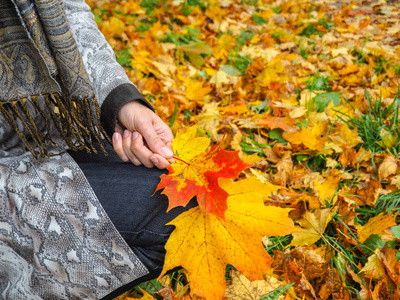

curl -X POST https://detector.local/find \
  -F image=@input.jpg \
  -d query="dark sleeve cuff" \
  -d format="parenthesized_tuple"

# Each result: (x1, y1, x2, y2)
(100, 83, 154, 138)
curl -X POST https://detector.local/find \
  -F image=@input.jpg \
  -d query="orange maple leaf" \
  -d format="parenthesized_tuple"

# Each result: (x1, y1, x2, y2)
(156, 126, 251, 219)
(258, 115, 296, 131)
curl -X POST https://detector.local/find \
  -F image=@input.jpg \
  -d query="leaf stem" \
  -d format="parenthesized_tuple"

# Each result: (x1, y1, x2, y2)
(173, 156, 189, 165)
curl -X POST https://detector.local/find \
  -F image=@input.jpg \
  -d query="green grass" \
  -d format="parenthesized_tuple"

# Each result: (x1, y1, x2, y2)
(306, 74, 331, 91)
(336, 89, 400, 156)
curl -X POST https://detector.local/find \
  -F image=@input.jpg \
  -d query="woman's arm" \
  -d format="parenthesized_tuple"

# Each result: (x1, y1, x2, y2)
(63, 0, 173, 168)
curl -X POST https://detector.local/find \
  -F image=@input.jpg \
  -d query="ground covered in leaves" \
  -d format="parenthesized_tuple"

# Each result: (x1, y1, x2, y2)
(87, 0, 400, 299)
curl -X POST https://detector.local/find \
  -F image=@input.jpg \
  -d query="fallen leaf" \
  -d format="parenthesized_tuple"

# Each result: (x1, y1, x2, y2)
(177, 42, 213, 55)
(210, 70, 230, 88)
(159, 176, 296, 299)
(371, 281, 400, 300)
(289, 107, 307, 119)
(378, 155, 398, 180)
(290, 207, 337, 247)
(185, 80, 212, 103)
(225, 270, 284, 300)
(357, 213, 397, 243)
(156, 125, 251, 218)
(258, 116, 297, 131)
(360, 249, 386, 280)
(275, 151, 293, 187)
(340, 64, 359, 76)
(346, 180, 383, 206)
(283, 123, 328, 151)
(314, 169, 341, 205)
(380, 246, 400, 285)
(195, 102, 221, 141)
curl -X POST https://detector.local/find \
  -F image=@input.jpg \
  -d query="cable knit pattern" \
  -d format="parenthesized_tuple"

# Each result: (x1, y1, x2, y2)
(63, 0, 135, 106)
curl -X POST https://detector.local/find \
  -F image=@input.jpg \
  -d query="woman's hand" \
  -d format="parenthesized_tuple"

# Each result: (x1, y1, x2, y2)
(112, 101, 174, 169)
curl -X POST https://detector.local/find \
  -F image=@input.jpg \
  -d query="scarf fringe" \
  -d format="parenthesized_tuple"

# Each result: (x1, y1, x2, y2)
(0, 94, 110, 160)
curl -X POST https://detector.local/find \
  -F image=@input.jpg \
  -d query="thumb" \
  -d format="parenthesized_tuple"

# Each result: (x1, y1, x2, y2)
(141, 126, 174, 158)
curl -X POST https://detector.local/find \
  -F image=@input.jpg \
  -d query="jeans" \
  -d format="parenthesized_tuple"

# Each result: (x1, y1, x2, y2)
(69, 143, 197, 298)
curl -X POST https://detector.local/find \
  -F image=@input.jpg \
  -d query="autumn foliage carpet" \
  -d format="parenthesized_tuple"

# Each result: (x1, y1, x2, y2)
(87, 0, 400, 299)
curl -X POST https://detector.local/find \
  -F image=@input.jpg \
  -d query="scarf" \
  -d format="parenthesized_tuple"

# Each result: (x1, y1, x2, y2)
(0, 0, 109, 159)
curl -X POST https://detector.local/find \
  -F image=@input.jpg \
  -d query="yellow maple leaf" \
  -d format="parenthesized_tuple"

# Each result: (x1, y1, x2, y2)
(209, 70, 230, 88)
(159, 176, 296, 299)
(171, 125, 210, 161)
(149, 21, 171, 38)
(213, 34, 235, 59)
(225, 270, 285, 300)
(259, 59, 285, 87)
(378, 128, 399, 150)
(360, 249, 387, 280)
(329, 123, 363, 149)
(129, 50, 155, 79)
(357, 213, 397, 244)
(194, 102, 221, 141)
(99, 16, 125, 39)
(314, 169, 341, 205)
(185, 80, 212, 104)
(283, 122, 328, 151)
(290, 207, 337, 247)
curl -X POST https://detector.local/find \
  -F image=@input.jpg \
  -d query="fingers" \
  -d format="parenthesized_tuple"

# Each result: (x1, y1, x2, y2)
(112, 132, 129, 162)
(115, 102, 174, 168)
(114, 130, 170, 169)
(122, 130, 146, 166)
(139, 121, 174, 159)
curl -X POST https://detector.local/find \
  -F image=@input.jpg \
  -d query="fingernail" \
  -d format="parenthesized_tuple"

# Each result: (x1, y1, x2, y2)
(161, 146, 173, 157)
(132, 131, 139, 140)
(123, 130, 130, 138)
(113, 133, 120, 142)
(150, 157, 159, 165)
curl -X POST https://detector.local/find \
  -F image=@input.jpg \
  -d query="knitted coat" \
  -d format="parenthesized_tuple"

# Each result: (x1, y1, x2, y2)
(0, 0, 152, 298)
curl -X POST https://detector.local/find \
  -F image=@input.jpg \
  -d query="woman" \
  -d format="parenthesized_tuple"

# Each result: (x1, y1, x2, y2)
(0, 0, 194, 299)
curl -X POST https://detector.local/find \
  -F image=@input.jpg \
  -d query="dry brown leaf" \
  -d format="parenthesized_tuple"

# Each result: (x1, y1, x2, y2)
(378, 155, 398, 180)
(275, 151, 293, 187)
(380, 246, 400, 285)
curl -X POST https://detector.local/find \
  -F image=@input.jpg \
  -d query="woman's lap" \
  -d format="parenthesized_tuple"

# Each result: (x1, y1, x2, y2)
(68, 143, 197, 275)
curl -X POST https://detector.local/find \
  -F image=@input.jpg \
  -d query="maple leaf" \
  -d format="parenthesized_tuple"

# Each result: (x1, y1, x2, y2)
(282, 123, 328, 151)
(185, 80, 212, 104)
(156, 126, 251, 218)
(290, 207, 337, 247)
(314, 169, 341, 205)
(159, 176, 297, 299)
(224, 270, 285, 300)
(360, 248, 387, 280)
(258, 115, 297, 131)
(99, 16, 125, 39)
(209, 70, 230, 88)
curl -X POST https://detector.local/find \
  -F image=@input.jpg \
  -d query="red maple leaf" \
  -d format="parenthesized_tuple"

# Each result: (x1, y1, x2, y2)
(156, 142, 251, 219)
